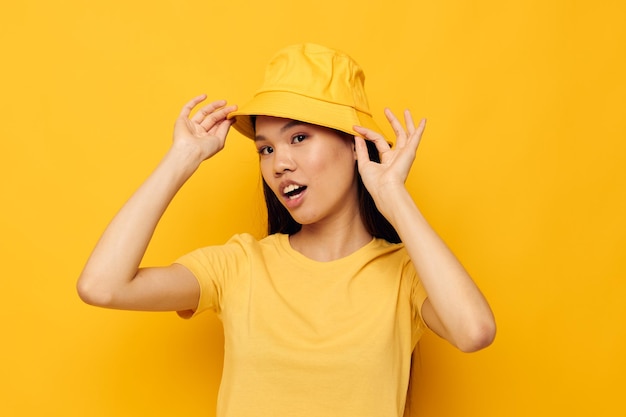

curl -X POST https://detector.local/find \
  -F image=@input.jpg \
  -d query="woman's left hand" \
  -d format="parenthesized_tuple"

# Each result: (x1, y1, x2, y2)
(354, 108, 426, 207)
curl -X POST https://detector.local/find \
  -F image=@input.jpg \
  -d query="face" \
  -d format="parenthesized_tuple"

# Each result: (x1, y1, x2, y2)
(254, 116, 359, 228)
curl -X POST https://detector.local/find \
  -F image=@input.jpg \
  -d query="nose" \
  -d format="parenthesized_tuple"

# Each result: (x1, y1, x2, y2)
(272, 146, 296, 176)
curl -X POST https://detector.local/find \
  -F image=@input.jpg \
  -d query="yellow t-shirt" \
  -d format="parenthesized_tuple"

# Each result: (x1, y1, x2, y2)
(176, 233, 428, 417)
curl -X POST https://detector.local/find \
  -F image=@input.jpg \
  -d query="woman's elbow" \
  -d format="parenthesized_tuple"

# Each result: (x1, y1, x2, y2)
(457, 318, 497, 353)
(76, 275, 115, 308)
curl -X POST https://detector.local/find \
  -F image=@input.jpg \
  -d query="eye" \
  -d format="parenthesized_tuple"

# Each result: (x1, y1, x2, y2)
(258, 146, 273, 155)
(292, 134, 307, 144)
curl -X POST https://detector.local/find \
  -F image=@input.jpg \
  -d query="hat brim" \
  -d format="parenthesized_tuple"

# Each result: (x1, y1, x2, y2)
(228, 91, 383, 140)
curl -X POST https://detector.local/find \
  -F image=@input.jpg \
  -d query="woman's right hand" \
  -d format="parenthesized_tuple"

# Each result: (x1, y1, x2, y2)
(172, 94, 238, 163)
(77, 95, 237, 312)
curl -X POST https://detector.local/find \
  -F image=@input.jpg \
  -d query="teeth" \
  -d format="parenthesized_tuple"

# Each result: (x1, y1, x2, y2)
(283, 184, 306, 200)
(283, 184, 302, 194)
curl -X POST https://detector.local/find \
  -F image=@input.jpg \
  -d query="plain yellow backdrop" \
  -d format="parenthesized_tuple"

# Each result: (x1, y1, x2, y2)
(1, 1, 624, 416)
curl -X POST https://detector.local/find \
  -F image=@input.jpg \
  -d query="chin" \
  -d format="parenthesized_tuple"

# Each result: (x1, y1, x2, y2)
(288, 211, 320, 227)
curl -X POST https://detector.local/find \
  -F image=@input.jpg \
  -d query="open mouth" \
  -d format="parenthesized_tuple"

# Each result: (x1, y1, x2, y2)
(283, 184, 307, 200)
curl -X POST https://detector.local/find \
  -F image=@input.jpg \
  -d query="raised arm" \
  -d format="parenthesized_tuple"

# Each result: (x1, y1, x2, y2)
(354, 111, 496, 352)
(77, 96, 237, 312)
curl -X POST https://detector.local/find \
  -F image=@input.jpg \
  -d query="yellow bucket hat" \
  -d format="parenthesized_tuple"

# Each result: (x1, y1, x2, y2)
(228, 43, 382, 139)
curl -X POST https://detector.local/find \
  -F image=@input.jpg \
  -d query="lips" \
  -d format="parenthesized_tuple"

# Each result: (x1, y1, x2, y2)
(283, 183, 307, 200)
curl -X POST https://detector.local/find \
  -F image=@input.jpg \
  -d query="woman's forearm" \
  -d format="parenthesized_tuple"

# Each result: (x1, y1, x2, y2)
(382, 186, 496, 351)
(76, 148, 201, 306)
(77, 96, 236, 308)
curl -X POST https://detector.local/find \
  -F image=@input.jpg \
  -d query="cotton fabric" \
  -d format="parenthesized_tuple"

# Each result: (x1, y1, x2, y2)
(175, 233, 428, 417)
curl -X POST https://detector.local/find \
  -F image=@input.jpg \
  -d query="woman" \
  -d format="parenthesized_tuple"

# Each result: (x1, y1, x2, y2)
(78, 43, 495, 417)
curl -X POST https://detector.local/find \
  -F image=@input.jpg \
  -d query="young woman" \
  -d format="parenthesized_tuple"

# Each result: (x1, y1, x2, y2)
(77, 43, 495, 417)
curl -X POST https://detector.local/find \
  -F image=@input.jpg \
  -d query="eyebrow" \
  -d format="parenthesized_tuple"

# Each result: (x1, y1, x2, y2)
(254, 120, 312, 142)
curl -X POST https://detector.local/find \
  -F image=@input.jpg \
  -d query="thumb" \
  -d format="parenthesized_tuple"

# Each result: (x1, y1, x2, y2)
(354, 136, 372, 169)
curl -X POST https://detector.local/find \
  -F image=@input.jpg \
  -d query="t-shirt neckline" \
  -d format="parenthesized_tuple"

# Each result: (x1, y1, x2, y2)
(276, 233, 380, 267)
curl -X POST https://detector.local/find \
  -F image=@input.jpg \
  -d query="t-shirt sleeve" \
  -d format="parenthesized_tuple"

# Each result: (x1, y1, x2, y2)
(174, 234, 250, 319)
(404, 258, 429, 346)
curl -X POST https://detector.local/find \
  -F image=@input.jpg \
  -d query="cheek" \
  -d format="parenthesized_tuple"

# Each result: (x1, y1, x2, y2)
(259, 158, 274, 180)
(310, 150, 356, 185)
(259, 161, 278, 193)
(329, 145, 357, 172)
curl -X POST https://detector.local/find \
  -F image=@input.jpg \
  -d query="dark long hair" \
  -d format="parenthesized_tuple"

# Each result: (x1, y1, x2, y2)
(259, 123, 401, 243)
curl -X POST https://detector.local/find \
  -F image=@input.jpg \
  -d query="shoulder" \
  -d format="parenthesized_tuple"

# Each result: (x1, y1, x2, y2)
(227, 232, 283, 247)
(366, 239, 421, 286)
(175, 233, 263, 271)
(187, 233, 288, 265)
(364, 238, 411, 262)
(190, 233, 267, 254)
(224, 233, 286, 255)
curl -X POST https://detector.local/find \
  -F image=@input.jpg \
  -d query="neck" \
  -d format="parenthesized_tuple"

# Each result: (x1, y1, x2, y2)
(289, 217, 372, 262)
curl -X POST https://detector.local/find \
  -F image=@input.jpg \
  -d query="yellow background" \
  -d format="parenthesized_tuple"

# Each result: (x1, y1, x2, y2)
(1, 1, 624, 416)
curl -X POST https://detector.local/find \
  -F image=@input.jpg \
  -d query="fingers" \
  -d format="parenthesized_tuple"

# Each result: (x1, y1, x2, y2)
(384, 108, 408, 147)
(199, 104, 238, 131)
(190, 99, 228, 124)
(180, 95, 237, 133)
(353, 125, 391, 155)
(412, 117, 427, 150)
(210, 116, 236, 139)
(354, 135, 371, 167)
(384, 108, 426, 151)
(179, 94, 208, 119)
(404, 112, 426, 153)
(403, 109, 416, 134)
